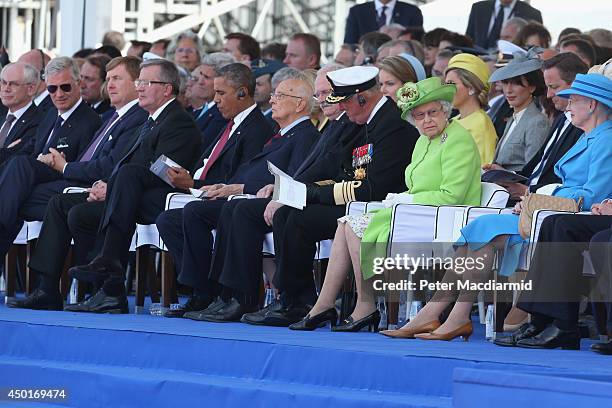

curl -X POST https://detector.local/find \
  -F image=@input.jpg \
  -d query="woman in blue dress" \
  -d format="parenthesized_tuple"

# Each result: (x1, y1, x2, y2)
(382, 73, 612, 341)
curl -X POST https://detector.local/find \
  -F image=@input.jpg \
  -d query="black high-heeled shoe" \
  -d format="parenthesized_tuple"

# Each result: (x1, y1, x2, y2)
(331, 310, 381, 333)
(289, 308, 338, 331)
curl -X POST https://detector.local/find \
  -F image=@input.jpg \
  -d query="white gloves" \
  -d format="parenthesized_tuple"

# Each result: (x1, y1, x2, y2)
(382, 192, 414, 208)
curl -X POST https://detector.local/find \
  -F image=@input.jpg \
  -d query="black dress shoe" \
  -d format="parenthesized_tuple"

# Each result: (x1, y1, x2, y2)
(494, 323, 544, 347)
(591, 340, 612, 355)
(69, 257, 122, 284)
(332, 310, 381, 333)
(185, 298, 244, 322)
(64, 289, 128, 314)
(6, 289, 62, 311)
(289, 308, 338, 331)
(162, 295, 212, 318)
(240, 301, 283, 325)
(516, 324, 580, 350)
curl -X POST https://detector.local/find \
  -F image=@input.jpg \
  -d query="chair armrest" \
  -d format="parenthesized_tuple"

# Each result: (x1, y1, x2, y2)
(165, 192, 199, 211)
(63, 187, 89, 194)
(388, 203, 439, 259)
(228, 194, 257, 200)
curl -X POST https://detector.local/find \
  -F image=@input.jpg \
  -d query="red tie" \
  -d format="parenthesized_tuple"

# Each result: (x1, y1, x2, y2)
(199, 120, 234, 180)
(264, 132, 282, 146)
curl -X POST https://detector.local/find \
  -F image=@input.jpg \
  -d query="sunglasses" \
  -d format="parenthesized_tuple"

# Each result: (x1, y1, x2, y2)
(47, 83, 72, 93)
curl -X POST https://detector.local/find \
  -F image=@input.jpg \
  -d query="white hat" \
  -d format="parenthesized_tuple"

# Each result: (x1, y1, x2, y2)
(326, 66, 380, 104)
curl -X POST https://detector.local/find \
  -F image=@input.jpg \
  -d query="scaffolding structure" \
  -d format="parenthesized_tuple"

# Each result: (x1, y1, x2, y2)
(0, 0, 428, 59)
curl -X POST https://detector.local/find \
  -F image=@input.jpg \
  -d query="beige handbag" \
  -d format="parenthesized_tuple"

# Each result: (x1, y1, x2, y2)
(518, 193, 584, 239)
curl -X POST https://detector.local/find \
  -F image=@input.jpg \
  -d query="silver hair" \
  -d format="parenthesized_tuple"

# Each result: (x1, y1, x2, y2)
(271, 67, 302, 90)
(201, 52, 236, 75)
(167, 31, 205, 61)
(45, 57, 80, 81)
(140, 58, 181, 95)
(1, 62, 40, 87)
(503, 17, 528, 30)
(317, 62, 346, 75)
(405, 100, 453, 128)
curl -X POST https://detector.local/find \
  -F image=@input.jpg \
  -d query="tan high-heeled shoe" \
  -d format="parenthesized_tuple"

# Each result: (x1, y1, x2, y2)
(414, 322, 473, 342)
(380, 320, 441, 339)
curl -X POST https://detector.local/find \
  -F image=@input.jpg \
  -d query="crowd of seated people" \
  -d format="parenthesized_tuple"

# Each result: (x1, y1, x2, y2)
(1, 0, 612, 357)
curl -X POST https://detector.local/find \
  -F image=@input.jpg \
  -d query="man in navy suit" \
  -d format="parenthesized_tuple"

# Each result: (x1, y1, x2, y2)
(156, 74, 319, 320)
(0, 62, 41, 165)
(6, 57, 149, 311)
(344, 1, 423, 45)
(466, 0, 543, 50)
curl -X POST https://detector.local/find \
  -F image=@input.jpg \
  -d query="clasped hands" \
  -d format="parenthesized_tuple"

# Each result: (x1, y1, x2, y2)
(37, 148, 67, 173)
(382, 192, 413, 208)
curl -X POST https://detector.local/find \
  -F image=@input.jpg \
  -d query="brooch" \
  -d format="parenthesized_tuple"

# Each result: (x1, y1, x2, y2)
(440, 132, 448, 144)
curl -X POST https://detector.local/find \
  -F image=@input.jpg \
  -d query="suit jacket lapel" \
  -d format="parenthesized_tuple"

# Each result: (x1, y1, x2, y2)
(218, 108, 257, 157)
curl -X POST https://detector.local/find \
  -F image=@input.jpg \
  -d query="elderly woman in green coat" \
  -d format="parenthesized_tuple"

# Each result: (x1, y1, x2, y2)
(289, 77, 482, 332)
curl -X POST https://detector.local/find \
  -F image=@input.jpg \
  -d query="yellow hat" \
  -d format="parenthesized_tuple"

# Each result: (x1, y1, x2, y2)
(446, 53, 491, 93)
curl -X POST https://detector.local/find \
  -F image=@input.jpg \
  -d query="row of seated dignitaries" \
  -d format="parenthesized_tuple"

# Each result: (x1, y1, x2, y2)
(157, 65, 419, 323)
(7, 58, 315, 312)
(7, 63, 420, 318)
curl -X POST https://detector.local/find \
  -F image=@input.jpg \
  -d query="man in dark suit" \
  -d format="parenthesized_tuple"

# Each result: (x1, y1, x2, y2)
(17, 49, 53, 117)
(5, 57, 151, 311)
(80, 54, 114, 120)
(344, 0, 423, 45)
(234, 66, 419, 326)
(64, 63, 266, 314)
(495, 210, 612, 350)
(193, 53, 236, 153)
(466, 0, 543, 50)
(0, 62, 41, 165)
(252, 58, 286, 131)
(484, 53, 588, 202)
(156, 75, 318, 320)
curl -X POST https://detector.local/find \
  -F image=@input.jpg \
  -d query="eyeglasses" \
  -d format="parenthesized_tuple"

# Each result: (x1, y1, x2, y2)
(47, 83, 72, 93)
(313, 90, 331, 101)
(270, 92, 302, 101)
(411, 107, 443, 121)
(0, 80, 31, 88)
(134, 79, 170, 88)
(176, 47, 197, 54)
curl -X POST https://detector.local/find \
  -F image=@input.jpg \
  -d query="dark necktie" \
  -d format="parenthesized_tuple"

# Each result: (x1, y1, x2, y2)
(43, 116, 65, 153)
(487, 6, 505, 49)
(79, 111, 120, 162)
(264, 132, 282, 147)
(199, 119, 234, 180)
(378, 6, 388, 28)
(527, 118, 568, 185)
(0, 114, 16, 148)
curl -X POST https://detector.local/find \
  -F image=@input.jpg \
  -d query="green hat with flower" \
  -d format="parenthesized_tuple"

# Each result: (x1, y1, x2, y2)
(396, 77, 456, 120)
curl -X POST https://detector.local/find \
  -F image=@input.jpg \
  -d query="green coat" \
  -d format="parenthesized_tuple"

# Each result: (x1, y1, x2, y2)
(360, 120, 482, 279)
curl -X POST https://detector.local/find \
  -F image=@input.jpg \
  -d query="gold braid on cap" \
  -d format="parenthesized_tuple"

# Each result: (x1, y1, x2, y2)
(326, 94, 347, 104)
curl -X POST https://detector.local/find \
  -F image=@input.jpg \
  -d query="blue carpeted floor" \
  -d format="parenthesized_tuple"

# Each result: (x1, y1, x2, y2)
(1, 300, 611, 407)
